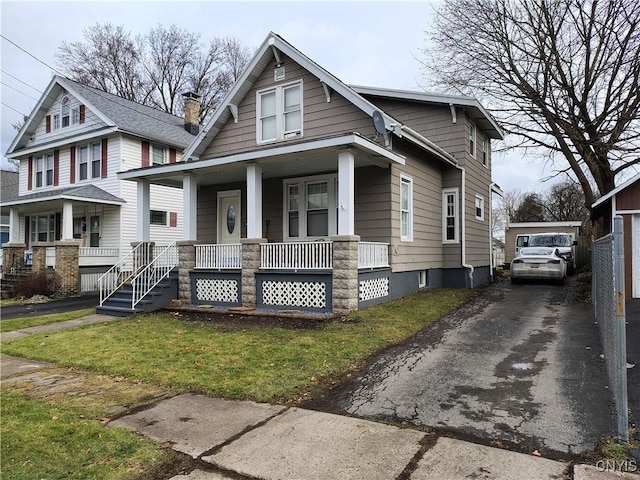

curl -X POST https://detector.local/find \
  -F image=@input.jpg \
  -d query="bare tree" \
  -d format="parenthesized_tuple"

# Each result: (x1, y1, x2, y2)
(422, 0, 640, 208)
(57, 23, 251, 123)
(542, 180, 590, 223)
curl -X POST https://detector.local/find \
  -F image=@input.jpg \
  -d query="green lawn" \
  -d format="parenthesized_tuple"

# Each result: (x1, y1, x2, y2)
(1, 288, 473, 479)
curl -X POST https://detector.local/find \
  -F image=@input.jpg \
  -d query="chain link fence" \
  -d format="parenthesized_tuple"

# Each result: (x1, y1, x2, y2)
(592, 216, 628, 442)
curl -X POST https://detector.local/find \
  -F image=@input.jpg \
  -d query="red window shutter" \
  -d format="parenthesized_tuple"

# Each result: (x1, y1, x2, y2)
(45, 115, 51, 133)
(25, 215, 30, 245)
(28, 156, 33, 190)
(79, 105, 85, 124)
(53, 150, 60, 186)
(55, 212, 62, 241)
(101, 139, 108, 178)
(141, 141, 150, 167)
(169, 148, 176, 163)
(169, 212, 177, 227)
(70, 146, 76, 184)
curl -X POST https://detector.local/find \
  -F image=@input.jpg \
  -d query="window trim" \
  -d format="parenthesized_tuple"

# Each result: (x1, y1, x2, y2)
(400, 174, 414, 242)
(442, 187, 460, 244)
(257, 80, 303, 144)
(61, 96, 70, 128)
(468, 122, 476, 158)
(283, 173, 337, 241)
(475, 195, 485, 221)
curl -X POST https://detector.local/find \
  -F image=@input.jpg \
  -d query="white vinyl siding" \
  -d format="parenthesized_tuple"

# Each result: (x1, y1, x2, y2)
(257, 80, 303, 143)
(443, 188, 459, 244)
(400, 174, 413, 241)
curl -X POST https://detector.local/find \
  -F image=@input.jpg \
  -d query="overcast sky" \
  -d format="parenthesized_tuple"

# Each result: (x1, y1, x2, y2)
(0, 0, 560, 194)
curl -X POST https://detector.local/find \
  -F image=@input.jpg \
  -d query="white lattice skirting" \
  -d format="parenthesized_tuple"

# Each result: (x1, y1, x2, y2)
(195, 278, 239, 303)
(262, 280, 327, 309)
(359, 277, 389, 302)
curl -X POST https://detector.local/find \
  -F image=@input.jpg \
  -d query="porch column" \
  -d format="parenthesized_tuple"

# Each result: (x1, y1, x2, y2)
(54, 241, 80, 297)
(241, 237, 266, 308)
(337, 150, 355, 236)
(177, 241, 197, 303)
(183, 174, 198, 241)
(9, 208, 20, 243)
(62, 201, 74, 240)
(137, 180, 150, 241)
(331, 234, 360, 313)
(246, 164, 263, 238)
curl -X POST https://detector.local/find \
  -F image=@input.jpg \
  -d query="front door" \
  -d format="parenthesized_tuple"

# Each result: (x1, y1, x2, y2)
(218, 191, 241, 244)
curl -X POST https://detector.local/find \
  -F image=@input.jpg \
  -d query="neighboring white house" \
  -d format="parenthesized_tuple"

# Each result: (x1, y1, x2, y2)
(1, 76, 200, 292)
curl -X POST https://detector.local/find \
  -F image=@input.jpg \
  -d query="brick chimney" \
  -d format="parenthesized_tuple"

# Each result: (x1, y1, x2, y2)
(182, 92, 201, 135)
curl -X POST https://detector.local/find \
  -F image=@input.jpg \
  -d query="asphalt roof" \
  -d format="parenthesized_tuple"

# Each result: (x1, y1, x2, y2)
(63, 77, 198, 148)
(1, 183, 125, 206)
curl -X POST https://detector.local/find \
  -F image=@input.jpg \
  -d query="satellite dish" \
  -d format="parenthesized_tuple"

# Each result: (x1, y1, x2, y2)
(372, 110, 387, 135)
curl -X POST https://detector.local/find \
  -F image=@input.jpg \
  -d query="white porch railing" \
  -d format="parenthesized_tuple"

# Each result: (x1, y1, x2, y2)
(261, 241, 333, 270)
(98, 243, 145, 305)
(195, 244, 242, 269)
(79, 247, 120, 267)
(131, 242, 178, 309)
(358, 242, 390, 269)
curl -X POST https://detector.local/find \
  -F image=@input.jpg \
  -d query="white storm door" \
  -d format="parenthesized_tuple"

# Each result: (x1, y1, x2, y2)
(218, 191, 241, 244)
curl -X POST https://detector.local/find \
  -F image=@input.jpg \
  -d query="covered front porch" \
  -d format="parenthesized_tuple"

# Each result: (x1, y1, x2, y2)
(0, 186, 125, 295)
(122, 134, 405, 313)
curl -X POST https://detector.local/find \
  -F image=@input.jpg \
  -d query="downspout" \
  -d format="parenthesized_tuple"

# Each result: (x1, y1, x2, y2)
(489, 182, 495, 283)
(460, 166, 474, 288)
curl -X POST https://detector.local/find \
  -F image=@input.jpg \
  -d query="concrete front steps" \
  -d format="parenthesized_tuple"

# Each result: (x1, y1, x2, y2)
(96, 269, 178, 317)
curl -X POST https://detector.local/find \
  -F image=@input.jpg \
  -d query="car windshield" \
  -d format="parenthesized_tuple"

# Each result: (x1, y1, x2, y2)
(519, 247, 556, 256)
(528, 235, 571, 247)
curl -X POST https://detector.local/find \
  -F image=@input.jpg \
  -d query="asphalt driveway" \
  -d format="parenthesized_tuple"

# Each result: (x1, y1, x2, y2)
(307, 278, 615, 458)
(0, 295, 98, 320)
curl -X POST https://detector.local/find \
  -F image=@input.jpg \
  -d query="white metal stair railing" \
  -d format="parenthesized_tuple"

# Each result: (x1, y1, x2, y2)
(131, 242, 179, 309)
(97, 242, 145, 306)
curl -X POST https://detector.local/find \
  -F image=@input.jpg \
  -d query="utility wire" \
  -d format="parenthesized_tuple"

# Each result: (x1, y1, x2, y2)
(1, 81, 40, 101)
(1, 69, 43, 93)
(1, 34, 61, 74)
(1, 101, 27, 116)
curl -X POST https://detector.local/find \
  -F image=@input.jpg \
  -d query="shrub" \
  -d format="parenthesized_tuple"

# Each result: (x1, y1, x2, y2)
(12, 271, 56, 298)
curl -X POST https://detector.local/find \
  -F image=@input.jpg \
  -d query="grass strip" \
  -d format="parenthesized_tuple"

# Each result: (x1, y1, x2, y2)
(1, 308, 96, 333)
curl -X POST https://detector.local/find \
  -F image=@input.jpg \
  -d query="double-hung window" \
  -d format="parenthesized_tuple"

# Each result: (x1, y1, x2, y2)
(257, 81, 302, 143)
(35, 154, 54, 188)
(481, 138, 488, 166)
(400, 174, 413, 241)
(61, 96, 70, 127)
(442, 188, 459, 243)
(475, 195, 485, 221)
(152, 145, 166, 165)
(468, 122, 476, 157)
(78, 143, 102, 181)
(284, 174, 336, 239)
(30, 215, 55, 243)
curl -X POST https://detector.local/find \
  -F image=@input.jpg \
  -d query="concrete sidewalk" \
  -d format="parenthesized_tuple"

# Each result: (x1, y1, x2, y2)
(1, 315, 637, 480)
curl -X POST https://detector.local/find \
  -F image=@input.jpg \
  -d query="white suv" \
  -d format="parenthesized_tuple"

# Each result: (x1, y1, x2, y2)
(526, 233, 577, 274)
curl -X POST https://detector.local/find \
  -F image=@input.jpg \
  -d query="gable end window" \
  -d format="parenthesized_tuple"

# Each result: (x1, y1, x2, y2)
(475, 195, 485, 221)
(400, 174, 413, 241)
(61, 96, 70, 127)
(442, 188, 459, 244)
(257, 81, 303, 144)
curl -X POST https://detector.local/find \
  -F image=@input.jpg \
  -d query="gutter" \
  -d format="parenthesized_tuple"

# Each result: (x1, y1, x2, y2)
(460, 167, 474, 288)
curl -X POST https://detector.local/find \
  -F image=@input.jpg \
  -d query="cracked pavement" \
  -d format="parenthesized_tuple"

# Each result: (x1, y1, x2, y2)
(307, 279, 616, 457)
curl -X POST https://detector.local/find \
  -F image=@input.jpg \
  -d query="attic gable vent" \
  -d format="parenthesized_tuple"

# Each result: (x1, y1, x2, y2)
(274, 66, 285, 82)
